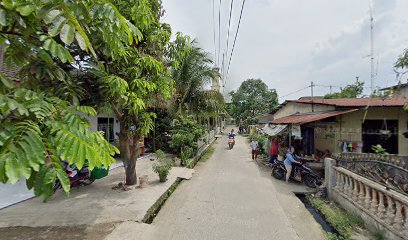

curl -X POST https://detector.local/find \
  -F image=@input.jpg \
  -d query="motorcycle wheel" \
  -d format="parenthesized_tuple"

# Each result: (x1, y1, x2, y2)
(303, 174, 318, 188)
(229, 143, 232, 149)
(82, 178, 95, 186)
(272, 167, 285, 180)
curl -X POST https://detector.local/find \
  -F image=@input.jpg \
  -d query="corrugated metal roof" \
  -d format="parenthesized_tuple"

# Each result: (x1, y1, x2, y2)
(290, 98, 407, 107)
(271, 109, 358, 125)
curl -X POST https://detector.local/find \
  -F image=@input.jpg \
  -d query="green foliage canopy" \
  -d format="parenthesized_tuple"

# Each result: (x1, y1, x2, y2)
(169, 115, 205, 157)
(0, 0, 155, 198)
(324, 80, 364, 99)
(0, 78, 118, 201)
(229, 79, 278, 124)
(170, 35, 224, 116)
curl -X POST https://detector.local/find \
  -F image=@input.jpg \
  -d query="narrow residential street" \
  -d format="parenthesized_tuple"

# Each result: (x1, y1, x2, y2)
(144, 133, 326, 240)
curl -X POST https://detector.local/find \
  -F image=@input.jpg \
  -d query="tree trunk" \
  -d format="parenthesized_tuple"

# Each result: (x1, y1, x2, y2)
(125, 155, 137, 185)
(127, 135, 139, 185)
(118, 120, 139, 186)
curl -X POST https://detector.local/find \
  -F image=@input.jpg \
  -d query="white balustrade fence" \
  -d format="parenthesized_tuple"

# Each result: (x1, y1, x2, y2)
(330, 165, 408, 239)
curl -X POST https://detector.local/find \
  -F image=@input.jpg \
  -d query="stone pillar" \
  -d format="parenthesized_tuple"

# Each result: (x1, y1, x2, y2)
(324, 158, 337, 199)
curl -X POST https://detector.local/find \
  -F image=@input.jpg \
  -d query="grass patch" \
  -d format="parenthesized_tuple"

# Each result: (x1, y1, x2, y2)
(372, 231, 384, 240)
(307, 196, 358, 239)
(200, 140, 216, 162)
(348, 213, 364, 228)
(307, 196, 384, 240)
(188, 140, 217, 168)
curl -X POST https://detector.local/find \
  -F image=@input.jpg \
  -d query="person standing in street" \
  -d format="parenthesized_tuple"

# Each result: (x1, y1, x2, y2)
(284, 146, 301, 184)
(250, 139, 259, 160)
(269, 139, 279, 165)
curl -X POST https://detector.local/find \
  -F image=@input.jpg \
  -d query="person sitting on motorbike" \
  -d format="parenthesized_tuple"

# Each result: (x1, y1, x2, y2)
(228, 129, 236, 142)
(283, 146, 301, 184)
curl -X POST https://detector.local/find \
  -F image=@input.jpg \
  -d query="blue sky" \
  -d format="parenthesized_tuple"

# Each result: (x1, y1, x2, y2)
(162, 0, 408, 101)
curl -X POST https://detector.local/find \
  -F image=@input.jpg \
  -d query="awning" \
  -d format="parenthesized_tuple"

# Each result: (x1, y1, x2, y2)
(261, 124, 287, 136)
(271, 109, 358, 125)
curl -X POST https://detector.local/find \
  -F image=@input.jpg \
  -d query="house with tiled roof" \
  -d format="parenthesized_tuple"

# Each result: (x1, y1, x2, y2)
(267, 97, 408, 157)
(380, 82, 408, 98)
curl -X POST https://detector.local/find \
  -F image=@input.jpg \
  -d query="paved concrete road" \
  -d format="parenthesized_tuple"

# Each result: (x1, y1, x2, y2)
(143, 133, 326, 240)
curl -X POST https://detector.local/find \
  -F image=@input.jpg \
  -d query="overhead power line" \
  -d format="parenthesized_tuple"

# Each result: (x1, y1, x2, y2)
(217, 0, 222, 66)
(222, 0, 234, 79)
(224, 0, 246, 88)
(278, 86, 310, 99)
(212, 0, 217, 66)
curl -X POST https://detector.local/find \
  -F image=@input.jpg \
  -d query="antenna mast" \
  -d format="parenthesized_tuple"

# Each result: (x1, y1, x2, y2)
(369, 1, 374, 95)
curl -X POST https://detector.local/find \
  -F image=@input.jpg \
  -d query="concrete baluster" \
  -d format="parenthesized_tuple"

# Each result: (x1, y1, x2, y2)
(364, 185, 371, 209)
(385, 195, 395, 225)
(342, 174, 349, 195)
(346, 176, 352, 197)
(334, 170, 341, 190)
(352, 179, 359, 201)
(336, 172, 342, 192)
(358, 181, 365, 204)
(377, 192, 386, 219)
(393, 201, 404, 230)
(403, 205, 408, 235)
(369, 188, 378, 213)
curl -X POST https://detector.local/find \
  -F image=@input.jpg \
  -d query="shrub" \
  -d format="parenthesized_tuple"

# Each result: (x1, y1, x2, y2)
(180, 147, 193, 168)
(257, 134, 269, 155)
(169, 115, 205, 157)
(152, 150, 173, 182)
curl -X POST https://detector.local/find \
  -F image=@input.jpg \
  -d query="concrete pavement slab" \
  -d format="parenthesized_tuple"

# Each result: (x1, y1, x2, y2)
(0, 158, 193, 228)
(137, 134, 326, 240)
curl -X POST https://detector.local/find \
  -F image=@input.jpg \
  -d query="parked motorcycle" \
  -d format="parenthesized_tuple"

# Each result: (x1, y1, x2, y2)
(228, 138, 235, 149)
(271, 159, 321, 188)
(53, 161, 95, 191)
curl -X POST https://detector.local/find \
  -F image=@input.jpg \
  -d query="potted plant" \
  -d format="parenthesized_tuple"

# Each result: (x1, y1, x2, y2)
(153, 150, 172, 182)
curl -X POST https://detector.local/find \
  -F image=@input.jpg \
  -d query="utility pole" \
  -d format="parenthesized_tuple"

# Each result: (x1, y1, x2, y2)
(369, 2, 374, 96)
(330, 85, 333, 94)
(311, 81, 315, 112)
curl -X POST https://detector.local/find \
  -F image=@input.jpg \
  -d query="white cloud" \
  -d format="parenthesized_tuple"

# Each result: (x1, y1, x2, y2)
(162, 0, 408, 101)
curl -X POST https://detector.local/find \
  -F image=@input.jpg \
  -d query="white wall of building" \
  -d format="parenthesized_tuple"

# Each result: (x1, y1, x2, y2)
(77, 112, 121, 142)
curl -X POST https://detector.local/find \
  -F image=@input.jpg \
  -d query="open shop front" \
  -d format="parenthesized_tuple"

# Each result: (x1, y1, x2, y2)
(267, 109, 359, 163)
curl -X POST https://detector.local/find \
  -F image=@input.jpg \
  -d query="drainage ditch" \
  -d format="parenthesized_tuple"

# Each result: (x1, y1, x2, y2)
(142, 178, 183, 224)
(295, 193, 339, 236)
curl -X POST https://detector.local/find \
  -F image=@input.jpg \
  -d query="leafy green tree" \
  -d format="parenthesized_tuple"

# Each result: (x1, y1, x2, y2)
(395, 49, 408, 111)
(74, 0, 173, 185)
(190, 90, 225, 120)
(0, 0, 170, 197)
(324, 80, 364, 99)
(170, 36, 222, 115)
(395, 48, 408, 69)
(0, 83, 118, 200)
(229, 79, 278, 124)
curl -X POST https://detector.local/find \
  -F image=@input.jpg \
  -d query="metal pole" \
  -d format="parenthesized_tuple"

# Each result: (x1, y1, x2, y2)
(288, 124, 292, 148)
(369, 3, 374, 96)
(311, 81, 314, 112)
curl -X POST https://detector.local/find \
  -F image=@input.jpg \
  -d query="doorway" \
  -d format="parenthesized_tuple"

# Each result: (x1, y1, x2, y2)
(301, 126, 315, 156)
(97, 117, 114, 143)
(362, 120, 398, 154)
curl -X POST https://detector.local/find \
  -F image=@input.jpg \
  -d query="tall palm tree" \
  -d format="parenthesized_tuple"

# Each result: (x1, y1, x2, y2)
(172, 41, 219, 114)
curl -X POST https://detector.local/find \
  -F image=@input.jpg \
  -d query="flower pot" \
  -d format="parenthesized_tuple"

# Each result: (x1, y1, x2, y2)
(159, 174, 168, 182)
(138, 175, 149, 188)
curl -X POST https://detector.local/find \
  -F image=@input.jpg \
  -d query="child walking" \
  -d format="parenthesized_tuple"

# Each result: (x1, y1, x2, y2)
(250, 139, 259, 160)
